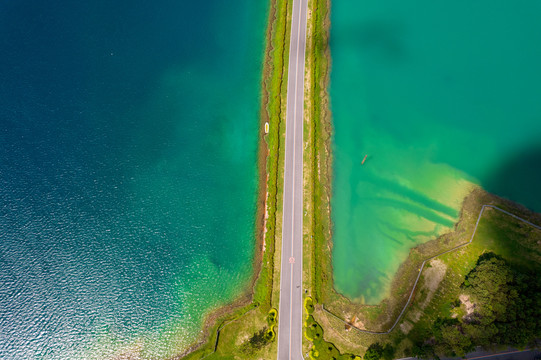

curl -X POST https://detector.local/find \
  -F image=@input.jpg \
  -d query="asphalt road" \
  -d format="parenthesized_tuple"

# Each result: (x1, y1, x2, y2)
(276, 0, 308, 358)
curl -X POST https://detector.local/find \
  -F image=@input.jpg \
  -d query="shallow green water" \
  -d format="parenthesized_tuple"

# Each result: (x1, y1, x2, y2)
(329, 0, 541, 303)
(0, 1, 266, 358)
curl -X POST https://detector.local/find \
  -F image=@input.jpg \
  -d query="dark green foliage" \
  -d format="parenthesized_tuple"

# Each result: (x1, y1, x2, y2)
(439, 325, 473, 357)
(363, 343, 395, 360)
(382, 344, 395, 360)
(418, 252, 541, 356)
(363, 343, 384, 360)
(463, 253, 514, 310)
(249, 328, 269, 348)
(410, 342, 437, 359)
(463, 252, 541, 346)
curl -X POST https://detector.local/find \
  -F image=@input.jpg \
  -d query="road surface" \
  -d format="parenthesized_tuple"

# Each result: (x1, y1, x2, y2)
(276, 0, 308, 358)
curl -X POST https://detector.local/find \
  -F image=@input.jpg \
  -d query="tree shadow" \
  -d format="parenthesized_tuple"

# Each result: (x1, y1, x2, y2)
(482, 145, 541, 212)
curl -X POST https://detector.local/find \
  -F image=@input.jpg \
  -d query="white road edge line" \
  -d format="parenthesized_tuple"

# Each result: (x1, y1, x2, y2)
(288, 0, 303, 357)
(298, 0, 307, 357)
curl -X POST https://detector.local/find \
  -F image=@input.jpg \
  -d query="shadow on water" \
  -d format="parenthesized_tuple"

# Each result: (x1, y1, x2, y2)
(330, 19, 406, 64)
(361, 171, 459, 218)
(482, 145, 541, 212)
(355, 21, 405, 62)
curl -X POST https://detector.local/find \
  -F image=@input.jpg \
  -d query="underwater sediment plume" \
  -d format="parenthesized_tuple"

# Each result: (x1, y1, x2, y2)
(329, 0, 541, 304)
(0, 0, 266, 358)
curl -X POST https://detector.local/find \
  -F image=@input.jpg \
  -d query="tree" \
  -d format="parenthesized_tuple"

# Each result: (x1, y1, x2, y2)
(463, 253, 514, 321)
(364, 343, 384, 360)
(382, 344, 395, 360)
(441, 325, 473, 357)
(463, 254, 513, 299)
(410, 342, 436, 359)
(415, 252, 541, 356)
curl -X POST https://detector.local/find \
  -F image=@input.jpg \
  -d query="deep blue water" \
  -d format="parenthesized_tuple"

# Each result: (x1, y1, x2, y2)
(0, 1, 266, 358)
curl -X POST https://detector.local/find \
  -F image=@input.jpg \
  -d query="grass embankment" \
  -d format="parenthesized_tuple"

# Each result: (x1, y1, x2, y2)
(310, 189, 541, 357)
(253, 0, 291, 311)
(400, 193, 541, 356)
(306, 0, 332, 304)
(180, 0, 291, 359)
(302, 0, 541, 357)
(390, 193, 541, 335)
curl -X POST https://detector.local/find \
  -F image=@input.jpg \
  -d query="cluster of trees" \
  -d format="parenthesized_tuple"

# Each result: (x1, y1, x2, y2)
(363, 343, 395, 360)
(409, 252, 541, 358)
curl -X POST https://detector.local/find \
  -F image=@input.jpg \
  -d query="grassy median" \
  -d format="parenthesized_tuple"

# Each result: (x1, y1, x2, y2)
(306, 0, 332, 304)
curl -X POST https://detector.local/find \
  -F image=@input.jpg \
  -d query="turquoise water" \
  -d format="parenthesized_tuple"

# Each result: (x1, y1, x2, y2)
(0, 1, 266, 358)
(330, 0, 541, 304)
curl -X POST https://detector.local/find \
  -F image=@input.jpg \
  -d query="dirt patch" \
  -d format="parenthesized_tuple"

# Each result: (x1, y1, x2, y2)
(459, 294, 475, 320)
(421, 259, 447, 308)
(236, 332, 251, 347)
(344, 314, 366, 331)
(317, 310, 364, 355)
(400, 320, 413, 335)
(408, 309, 422, 322)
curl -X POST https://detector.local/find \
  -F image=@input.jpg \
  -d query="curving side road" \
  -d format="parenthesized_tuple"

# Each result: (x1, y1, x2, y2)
(276, 0, 308, 358)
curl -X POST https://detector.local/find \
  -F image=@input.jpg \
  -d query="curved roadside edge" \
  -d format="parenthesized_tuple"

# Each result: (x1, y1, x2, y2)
(299, 0, 541, 354)
(321, 204, 541, 335)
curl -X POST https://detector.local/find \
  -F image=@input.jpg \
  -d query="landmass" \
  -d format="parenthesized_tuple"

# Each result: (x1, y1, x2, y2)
(177, 0, 541, 358)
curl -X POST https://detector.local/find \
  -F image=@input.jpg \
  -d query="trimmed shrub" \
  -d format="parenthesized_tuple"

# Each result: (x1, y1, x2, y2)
(304, 296, 315, 314)
(265, 325, 276, 342)
(267, 308, 278, 327)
